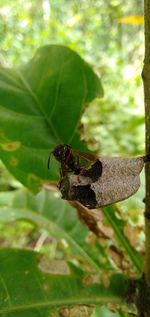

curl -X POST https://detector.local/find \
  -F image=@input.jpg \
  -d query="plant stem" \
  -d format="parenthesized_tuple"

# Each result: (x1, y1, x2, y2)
(143, 0, 150, 295)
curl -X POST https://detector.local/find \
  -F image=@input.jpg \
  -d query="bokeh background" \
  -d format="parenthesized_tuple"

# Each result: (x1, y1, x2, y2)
(0, 0, 145, 252)
(0, 0, 144, 155)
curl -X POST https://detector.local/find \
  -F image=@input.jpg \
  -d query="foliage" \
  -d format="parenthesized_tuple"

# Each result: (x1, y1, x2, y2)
(0, 45, 102, 190)
(0, 188, 143, 316)
(0, 0, 145, 316)
(0, 43, 144, 316)
(0, 248, 128, 317)
(0, 0, 144, 155)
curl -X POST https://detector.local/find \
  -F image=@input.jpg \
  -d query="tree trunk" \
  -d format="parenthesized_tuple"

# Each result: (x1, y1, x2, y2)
(142, 1, 150, 316)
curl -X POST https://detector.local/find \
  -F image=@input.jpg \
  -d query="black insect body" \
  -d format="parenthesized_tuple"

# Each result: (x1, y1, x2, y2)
(48, 144, 98, 178)
(53, 144, 81, 176)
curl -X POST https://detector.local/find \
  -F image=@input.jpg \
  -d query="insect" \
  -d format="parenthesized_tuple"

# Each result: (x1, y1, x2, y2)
(48, 144, 97, 177)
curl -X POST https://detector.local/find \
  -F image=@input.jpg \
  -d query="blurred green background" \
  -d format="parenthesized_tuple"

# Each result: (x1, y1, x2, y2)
(0, 0, 144, 155)
(0, 3, 145, 316)
(0, 0, 145, 249)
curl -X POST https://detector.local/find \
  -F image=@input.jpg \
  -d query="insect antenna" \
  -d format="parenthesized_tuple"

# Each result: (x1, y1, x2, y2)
(48, 151, 53, 169)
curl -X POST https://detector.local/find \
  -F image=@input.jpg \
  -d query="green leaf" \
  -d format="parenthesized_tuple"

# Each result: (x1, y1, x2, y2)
(0, 45, 103, 192)
(103, 206, 144, 273)
(0, 189, 143, 273)
(0, 248, 128, 316)
(0, 189, 112, 271)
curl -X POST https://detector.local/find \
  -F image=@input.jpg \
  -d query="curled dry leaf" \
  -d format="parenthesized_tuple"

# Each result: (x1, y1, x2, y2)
(70, 201, 113, 238)
(60, 156, 145, 209)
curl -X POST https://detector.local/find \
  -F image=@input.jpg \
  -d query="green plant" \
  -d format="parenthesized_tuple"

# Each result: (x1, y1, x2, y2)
(0, 43, 146, 317)
(0, 45, 143, 317)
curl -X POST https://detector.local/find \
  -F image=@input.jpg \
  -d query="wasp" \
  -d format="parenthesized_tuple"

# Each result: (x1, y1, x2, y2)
(48, 144, 97, 177)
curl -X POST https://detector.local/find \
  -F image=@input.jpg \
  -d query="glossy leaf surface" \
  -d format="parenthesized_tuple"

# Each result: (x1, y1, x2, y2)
(0, 45, 103, 192)
(0, 248, 127, 316)
(0, 189, 112, 271)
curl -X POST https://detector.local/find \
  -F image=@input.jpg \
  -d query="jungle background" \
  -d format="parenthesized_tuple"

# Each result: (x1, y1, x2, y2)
(0, 0, 144, 242)
(0, 0, 145, 316)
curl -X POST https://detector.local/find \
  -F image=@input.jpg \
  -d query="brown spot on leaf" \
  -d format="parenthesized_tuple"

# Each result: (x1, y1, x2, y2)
(108, 245, 130, 272)
(59, 305, 93, 317)
(10, 157, 18, 166)
(1, 141, 21, 151)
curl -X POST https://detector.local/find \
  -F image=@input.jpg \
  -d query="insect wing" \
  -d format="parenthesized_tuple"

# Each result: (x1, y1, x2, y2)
(72, 149, 97, 162)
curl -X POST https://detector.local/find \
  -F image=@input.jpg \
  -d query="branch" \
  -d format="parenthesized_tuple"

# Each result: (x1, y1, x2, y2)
(142, 1, 150, 316)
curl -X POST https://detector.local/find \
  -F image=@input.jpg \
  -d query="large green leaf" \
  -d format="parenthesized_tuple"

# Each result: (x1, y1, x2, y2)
(0, 45, 103, 192)
(0, 248, 128, 317)
(0, 189, 112, 271)
(0, 188, 143, 274)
